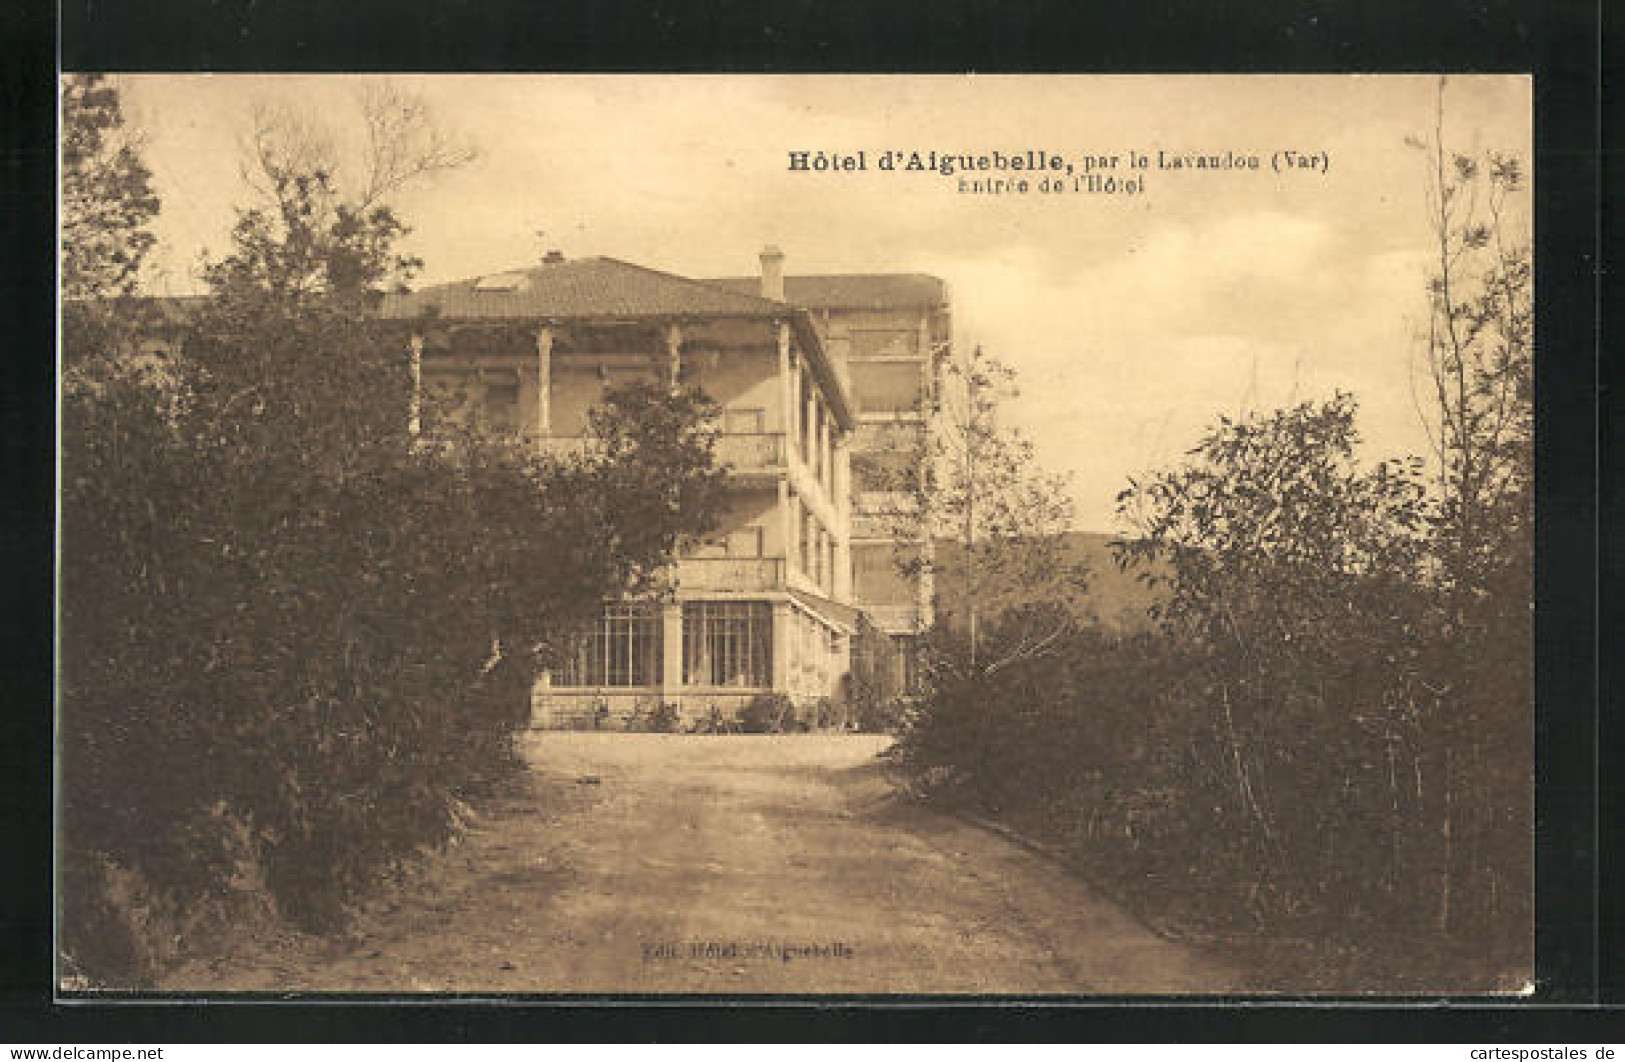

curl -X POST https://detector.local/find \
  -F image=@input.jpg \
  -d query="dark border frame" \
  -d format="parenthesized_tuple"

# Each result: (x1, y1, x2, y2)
(6, 0, 1607, 1040)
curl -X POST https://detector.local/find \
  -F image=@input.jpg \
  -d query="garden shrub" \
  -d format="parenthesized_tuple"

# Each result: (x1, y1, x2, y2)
(57, 173, 725, 978)
(810, 696, 841, 730)
(853, 695, 911, 734)
(894, 396, 1531, 979)
(648, 701, 682, 733)
(738, 693, 795, 734)
(627, 700, 681, 733)
(689, 704, 735, 734)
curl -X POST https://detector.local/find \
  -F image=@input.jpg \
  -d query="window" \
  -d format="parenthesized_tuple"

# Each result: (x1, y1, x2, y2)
(797, 506, 810, 575)
(557, 604, 662, 687)
(853, 542, 919, 604)
(850, 361, 925, 415)
(823, 424, 834, 494)
(421, 371, 520, 435)
(811, 402, 824, 482)
(800, 377, 813, 455)
(851, 450, 917, 493)
(424, 371, 471, 418)
(683, 602, 772, 688)
(483, 379, 520, 432)
(896, 635, 922, 696)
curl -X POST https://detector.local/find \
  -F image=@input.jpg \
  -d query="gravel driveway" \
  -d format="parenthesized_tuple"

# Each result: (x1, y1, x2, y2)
(162, 732, 1237, 994)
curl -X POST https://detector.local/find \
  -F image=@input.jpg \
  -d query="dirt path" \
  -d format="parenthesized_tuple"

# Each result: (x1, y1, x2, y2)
(162, 733, 1238, 994)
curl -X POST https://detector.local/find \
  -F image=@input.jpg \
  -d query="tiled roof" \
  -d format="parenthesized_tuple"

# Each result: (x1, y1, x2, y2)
(789, 588, 860, 634)
(379, 257, 793, 321)
(62, 296, 210, 327)
(132, 295, 211, 323)
(706, 274, 947, 311)
(378, 255, 854, 430)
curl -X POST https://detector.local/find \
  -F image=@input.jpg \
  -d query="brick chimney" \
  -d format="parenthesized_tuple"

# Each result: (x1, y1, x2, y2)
(542, 249, 565, 264)
(759, 245, 785, 301)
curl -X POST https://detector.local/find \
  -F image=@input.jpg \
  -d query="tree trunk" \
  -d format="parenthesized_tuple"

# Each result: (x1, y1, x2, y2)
(1438, 744, 1454, 934)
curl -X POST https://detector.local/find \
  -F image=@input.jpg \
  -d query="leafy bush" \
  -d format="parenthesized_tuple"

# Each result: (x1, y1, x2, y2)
(649, 701, 682, 733)
(738, 693, 795, 734)
(894, 396, 1531, 979)
(627, 700, 681, 733)
(689, 704, 735, 734)
(854, 696, 911, 734)
(58, 167, 724, 980)
(811, 696, 841, 730)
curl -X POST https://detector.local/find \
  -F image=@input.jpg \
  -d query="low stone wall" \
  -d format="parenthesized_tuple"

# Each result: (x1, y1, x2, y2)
(528, 687, 841, 731)
(531, 689, 757, 730)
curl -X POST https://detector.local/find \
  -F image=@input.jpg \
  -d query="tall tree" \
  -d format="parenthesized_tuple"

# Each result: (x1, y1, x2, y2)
(212, 81, 474, 309)
(58, 84, 724, 980)
(60, 75, 163, 368)
(1115, 395, 1435, 927)
(61, 75, 160, 302)
(916, 342, 1086, 669)
(1410, 78, 1533, 612)
(1405, 78, 1533, 938)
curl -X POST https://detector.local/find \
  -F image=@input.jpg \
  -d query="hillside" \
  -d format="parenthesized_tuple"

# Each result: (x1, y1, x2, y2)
(930, 531, 1167, 635)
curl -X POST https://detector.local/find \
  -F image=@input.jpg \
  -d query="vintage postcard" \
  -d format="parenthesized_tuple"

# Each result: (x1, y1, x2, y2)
(58, 73, 1532, 996)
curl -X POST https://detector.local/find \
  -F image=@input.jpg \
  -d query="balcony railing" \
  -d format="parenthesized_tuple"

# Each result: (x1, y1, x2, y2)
(529, 431, 784, 473)
(861, 603, 924, 633)
(677, 556, 785, 592)
(852, 511, 917, 539)
(855, 490, 919, 514)
(530, 434, 604, 460)
(714, 431, 785, 470)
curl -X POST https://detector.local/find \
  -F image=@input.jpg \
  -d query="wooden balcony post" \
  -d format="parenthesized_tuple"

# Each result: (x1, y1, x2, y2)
(777, 321, 795, 448)
(779, 479, 795, 580)
(408, 334, 424, 437)
(535, 324, 553, 448)
(664, 322, 683, 391)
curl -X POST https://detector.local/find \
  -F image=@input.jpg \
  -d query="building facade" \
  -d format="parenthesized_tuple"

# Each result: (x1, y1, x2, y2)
(102, 249, 946, 727)
(710, 265, 949, 698)
(379, 252, 874, 727)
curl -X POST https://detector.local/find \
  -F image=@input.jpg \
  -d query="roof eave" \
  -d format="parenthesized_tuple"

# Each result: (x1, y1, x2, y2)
(786, 311, 855, 432)
(375, 301, 853, 429)
(377, 308, 797, 325)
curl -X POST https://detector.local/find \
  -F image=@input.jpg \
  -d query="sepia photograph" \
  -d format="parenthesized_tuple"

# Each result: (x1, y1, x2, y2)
(57, 73, 1533, 997)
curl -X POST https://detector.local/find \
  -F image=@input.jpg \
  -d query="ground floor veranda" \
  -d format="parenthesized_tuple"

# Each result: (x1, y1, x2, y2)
(530, 593, 854, 729)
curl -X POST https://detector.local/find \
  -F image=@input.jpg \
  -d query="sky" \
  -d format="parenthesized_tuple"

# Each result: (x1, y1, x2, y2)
(114, 74, 1531, 532)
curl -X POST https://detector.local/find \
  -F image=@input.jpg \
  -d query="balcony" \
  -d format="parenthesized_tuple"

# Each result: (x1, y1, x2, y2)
(530, 431, 785, 476)
(852, 510, 918, 539)
(676, 556, 786, 592)
(861, 603, 924, 634)
(713, 431, 786, 471)
(855, 490, 919, 519)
